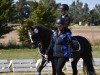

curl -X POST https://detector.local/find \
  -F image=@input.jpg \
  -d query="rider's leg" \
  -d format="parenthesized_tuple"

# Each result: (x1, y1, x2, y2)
(55, 57, 68, 75)
(51, 59, 56, 75)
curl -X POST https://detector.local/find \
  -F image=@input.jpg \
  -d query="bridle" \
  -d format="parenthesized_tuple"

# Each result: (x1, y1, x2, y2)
(28, 28, 46, 57)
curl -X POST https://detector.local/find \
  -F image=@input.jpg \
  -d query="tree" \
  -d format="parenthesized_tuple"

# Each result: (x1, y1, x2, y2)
(81, 3, 90, 24)
(69, 1, 76, 23)
(0, 0, 16, 37)
(95, 4, 100, 13)
(95, 4, 100, 25)
(39, 0, 56, 8)
(89, 5, 100, 25)
(31, 3, 56, 28)
(69, 0, 91, 25)
(83, 3, 89, 13)
(16, 0, 26, 10)
(69, 0, 83, 24)
(18, 1, 57, 42)
(16, 0, 27, 19)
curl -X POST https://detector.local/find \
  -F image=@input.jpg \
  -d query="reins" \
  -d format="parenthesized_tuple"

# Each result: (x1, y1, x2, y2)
(38, 43, 45, 57)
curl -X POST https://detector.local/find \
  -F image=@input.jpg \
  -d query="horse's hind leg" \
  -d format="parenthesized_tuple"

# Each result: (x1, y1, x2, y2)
(71, 58, 80, 75)
(82, 57, 96, 75)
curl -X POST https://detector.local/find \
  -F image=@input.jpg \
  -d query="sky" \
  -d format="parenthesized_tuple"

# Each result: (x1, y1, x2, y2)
(14, 0, 100, 9)
(56, 0, 100, 10)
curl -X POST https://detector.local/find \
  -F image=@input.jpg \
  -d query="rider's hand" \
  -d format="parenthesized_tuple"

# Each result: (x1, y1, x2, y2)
(44, 54, 48, 60)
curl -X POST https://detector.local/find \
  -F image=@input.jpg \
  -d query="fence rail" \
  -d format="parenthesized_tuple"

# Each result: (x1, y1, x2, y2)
(0, 58, 100, 74)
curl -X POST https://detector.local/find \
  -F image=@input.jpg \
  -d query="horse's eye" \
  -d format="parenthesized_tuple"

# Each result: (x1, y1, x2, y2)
(34, 28, 38, 34)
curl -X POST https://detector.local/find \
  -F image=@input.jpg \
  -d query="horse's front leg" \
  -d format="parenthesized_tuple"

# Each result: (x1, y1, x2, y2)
(71, 58, 80, 75)
(36, 58, 46, 75)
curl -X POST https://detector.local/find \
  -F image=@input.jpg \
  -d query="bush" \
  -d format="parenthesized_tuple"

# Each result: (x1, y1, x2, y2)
(18, 24, 29, 42)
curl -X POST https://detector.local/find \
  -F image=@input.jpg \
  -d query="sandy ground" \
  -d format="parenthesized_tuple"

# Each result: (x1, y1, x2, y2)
(71, 27, 100, 45)
(0, 30, 20, 45)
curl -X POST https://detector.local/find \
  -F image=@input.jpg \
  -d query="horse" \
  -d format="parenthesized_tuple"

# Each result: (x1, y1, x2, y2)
(28, 24, 96, 75)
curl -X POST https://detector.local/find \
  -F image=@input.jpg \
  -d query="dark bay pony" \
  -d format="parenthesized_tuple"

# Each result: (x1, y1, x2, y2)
(28, 24, 96, 75)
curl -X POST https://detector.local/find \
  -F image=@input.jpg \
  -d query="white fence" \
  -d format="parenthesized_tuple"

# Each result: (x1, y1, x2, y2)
(93, 58, 100, 70)
(0, 58, 100, 73)
(9, 59, 36, 72)
(65, 59, 83, 73)
(0, 60, 10, 72)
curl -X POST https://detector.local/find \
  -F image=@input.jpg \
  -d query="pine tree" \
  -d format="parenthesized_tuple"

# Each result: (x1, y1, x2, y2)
(39, 0, 56, 7)
(0, 0, 15, 37)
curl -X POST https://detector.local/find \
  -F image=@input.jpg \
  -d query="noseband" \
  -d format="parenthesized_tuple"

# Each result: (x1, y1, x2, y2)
(28, 29, 40, 47)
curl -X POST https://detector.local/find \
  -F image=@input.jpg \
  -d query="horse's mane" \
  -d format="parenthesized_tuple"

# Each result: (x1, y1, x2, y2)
(33, 24, 46, 29)
(33, 24, 53, 52)
(32, 24, 52, 34)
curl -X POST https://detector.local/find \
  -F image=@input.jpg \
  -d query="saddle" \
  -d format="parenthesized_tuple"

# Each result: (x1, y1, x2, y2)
(68, 37, 81, 58)
(69, 37, 81, 52)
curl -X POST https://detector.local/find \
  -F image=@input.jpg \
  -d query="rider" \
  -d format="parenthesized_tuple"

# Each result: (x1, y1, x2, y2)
(45, 17, 72, 75)
(36, 4, 72, 75)
(57, 4, 71, 27)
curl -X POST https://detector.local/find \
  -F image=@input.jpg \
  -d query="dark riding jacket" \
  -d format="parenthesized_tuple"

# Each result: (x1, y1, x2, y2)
(46, 28, 72, 58)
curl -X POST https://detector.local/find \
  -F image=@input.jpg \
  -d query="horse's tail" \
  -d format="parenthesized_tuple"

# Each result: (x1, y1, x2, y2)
(74, 36, 96, 75)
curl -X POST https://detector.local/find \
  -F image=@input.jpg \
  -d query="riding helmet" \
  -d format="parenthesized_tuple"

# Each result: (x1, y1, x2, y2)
(55, 17, 65, 26)
(58, 4, 69, 11)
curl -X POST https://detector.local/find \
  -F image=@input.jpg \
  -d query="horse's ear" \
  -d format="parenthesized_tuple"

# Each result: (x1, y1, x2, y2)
(34, 28, 38, 34)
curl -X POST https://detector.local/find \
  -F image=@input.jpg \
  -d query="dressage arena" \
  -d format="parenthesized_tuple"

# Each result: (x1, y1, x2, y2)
(0, 58, 100, 75)
(0, 26, 100, 75)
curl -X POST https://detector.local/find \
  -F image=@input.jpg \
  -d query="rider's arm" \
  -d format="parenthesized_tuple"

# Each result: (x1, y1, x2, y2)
(67, 32, 72, 41)
(65, 31, 72, 44)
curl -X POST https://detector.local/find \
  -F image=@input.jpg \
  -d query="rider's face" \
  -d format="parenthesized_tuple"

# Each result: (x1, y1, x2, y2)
(60, 10, 67, 15)
(56, 24, 64, 31)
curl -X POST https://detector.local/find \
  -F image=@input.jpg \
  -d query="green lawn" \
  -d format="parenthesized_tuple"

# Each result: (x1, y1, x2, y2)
(0, 48, 41, 60)
(92, 46, 100, 58)
(0, 46, 100, 60)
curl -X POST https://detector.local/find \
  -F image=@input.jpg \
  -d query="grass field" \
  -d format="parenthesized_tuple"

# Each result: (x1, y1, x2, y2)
(0, 48, 41, 60)
(0, 46, 100, 60)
